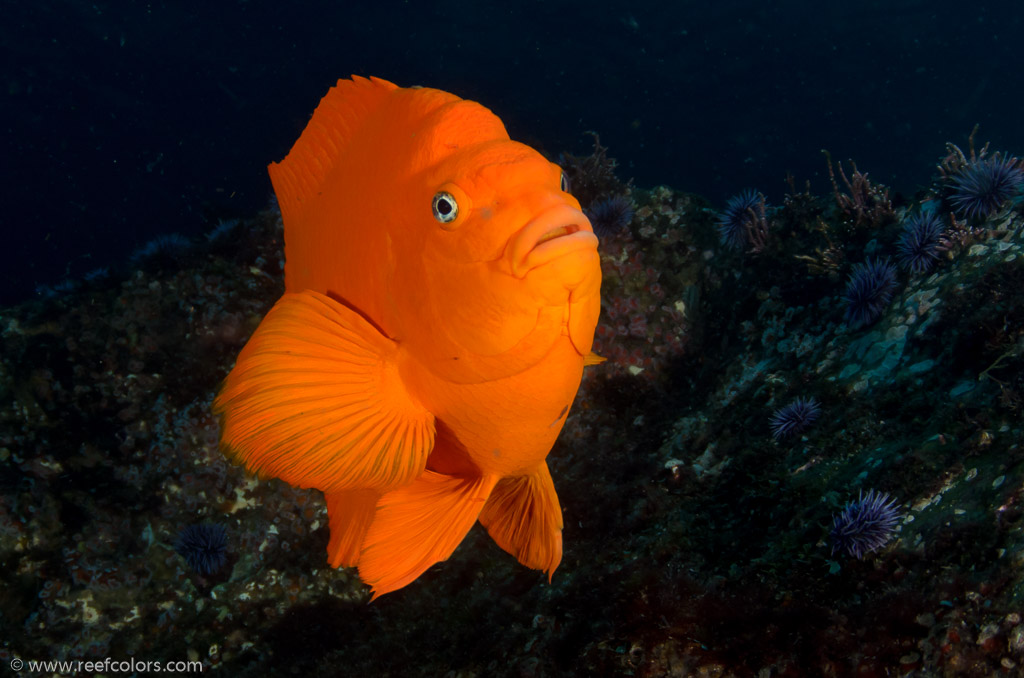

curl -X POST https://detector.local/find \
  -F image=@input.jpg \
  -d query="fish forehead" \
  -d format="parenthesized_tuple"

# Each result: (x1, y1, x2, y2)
(429, 141, 557, 195)
(400, 94, 511, 166)
(472, 144, 557, 187)
(382, 88, 557, 197)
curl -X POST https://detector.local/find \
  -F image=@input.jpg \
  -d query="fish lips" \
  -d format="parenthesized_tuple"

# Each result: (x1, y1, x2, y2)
(509, 205, 599, 279)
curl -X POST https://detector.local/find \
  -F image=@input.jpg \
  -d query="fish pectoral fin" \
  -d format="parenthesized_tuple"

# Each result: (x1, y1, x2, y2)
(583, 352, 606, 366)
(213, 290, 435, 493)
(359, 471, 499, 599)
(479, 462, 563, 579)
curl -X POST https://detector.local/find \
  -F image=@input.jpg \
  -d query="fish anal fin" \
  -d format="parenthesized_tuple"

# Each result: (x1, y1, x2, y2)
(325, 489, 379, 568)
(214, 289, 435, 493)
(479, 463, 563, 579)
(359, 471, 499, 599)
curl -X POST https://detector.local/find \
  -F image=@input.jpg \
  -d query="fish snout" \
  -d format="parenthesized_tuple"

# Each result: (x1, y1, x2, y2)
(509, 205, 599, 279)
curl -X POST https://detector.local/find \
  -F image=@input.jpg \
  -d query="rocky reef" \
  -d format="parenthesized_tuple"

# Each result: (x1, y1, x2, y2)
(2, 136, 1023, 676)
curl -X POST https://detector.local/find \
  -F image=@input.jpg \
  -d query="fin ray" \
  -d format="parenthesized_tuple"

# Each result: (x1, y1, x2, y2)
(359, 471, 499, 598)
(479, 462, 563, 578)
(325, 489, 379, 568)
(268, 76, 398, 229)
(214, 290, 435, 492)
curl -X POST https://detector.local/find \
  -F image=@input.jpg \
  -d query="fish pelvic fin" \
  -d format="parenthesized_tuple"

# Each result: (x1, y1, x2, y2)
(325, 489, 380, 568)
(213, 289, 435, 493)
(359, 471, 499, 599)
(583, 352, 606, 366)
(479, 462, 563, 579)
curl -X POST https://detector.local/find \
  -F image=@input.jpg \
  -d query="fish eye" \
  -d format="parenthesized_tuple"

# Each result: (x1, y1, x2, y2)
(432, 192, 458, 223)
(560, 172, 570, 193)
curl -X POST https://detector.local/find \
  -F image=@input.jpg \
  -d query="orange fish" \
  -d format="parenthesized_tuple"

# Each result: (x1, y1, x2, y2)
(214, 76, 602, 598)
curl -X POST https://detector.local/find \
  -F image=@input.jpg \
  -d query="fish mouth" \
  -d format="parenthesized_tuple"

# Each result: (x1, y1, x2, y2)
(510, 205, 599, 278)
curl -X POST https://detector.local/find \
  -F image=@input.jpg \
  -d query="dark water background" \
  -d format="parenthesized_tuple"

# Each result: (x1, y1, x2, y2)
(2, 0, 1021, 306)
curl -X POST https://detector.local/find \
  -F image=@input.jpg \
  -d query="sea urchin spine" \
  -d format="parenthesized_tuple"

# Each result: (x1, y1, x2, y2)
(948, 155, 1024, 220)
(586, 194, 635, 238)
(716, 189, 769, 251)
(175, 523, 228, 575)
(830, 489, 901, 559)
(896, 211, 944, 274)
(843, 257, 898, 329)
(769, 396, 821, 440)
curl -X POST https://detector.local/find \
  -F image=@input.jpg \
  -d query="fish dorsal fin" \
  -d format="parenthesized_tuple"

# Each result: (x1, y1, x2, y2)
(359, 471, 499, 599)
(214, 289, 435, 493)
(268, 76, 398, 226)
(478, 462, 563, 578)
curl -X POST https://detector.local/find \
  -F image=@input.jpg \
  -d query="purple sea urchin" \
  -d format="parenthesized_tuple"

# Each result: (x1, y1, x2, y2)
(716, 189, 768, 250)
(948, 156, 1024, 220)
(896, 211, 944, 274)
(175, 523, 228, 575)
(769, 396, 821, 440)
(830, 490, 901, 559)
(586, 195, 634, 238)
(843, 257, 898, 329)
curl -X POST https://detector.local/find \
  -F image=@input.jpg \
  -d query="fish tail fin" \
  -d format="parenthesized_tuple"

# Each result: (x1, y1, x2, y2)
(268, 76, 398, 231)
(325, 489, 380, 568)
(479, 462, 563, 579)
(359, 471, 499, 599)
